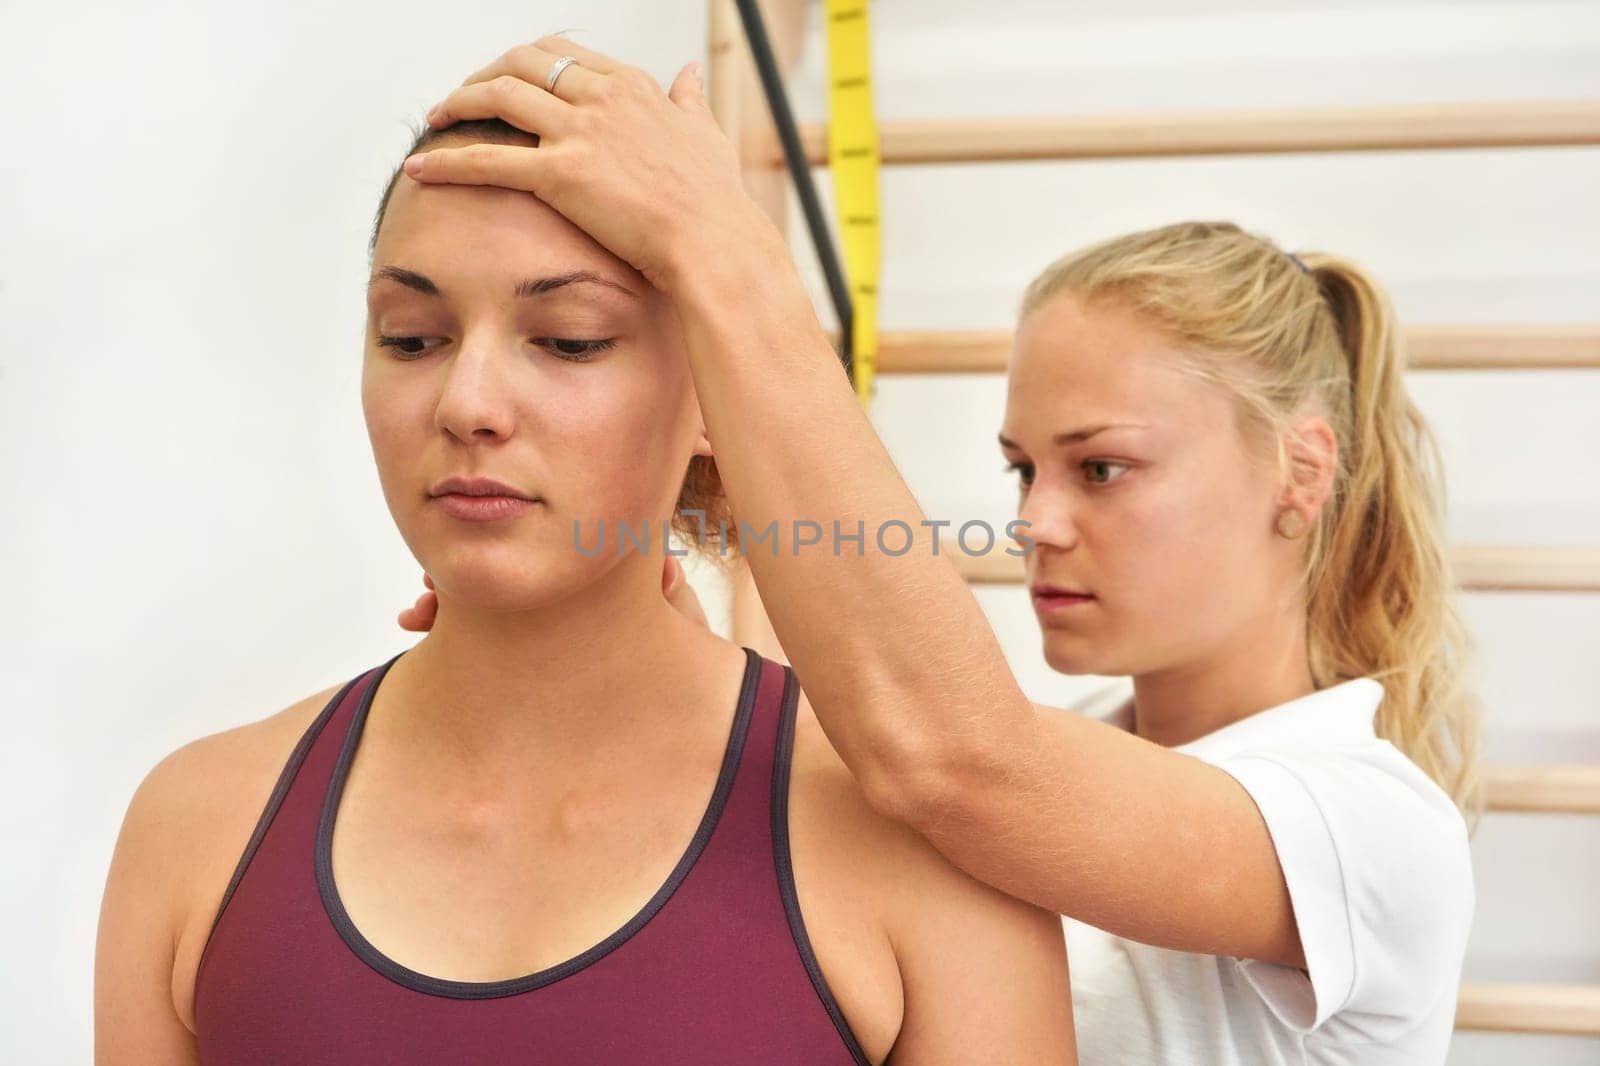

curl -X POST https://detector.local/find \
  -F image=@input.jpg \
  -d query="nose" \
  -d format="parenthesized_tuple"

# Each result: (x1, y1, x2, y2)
(1015, 479, 1081, 555)
(433, 333, 521, 442)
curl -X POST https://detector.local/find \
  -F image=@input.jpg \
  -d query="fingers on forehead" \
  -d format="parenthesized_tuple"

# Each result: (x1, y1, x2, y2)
(529, 36, 623, 73)
(461, 43, 608, 99)
(445, 75, 567, 130)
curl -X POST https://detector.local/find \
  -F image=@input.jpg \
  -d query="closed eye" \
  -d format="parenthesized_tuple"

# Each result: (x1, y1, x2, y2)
(538, 337, 617, 360)
(374, 336, 618, 362)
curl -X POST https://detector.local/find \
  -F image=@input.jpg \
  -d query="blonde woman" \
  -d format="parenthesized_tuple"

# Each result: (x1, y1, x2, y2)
(396, 38, 1480, 1064)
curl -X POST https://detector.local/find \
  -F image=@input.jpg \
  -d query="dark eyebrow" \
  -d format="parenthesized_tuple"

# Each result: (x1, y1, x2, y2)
(997, 423, 1149, 449)
(367, 266, 639, 299)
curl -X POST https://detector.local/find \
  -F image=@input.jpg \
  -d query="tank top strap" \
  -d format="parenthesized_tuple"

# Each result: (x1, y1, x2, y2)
(700, 648, 789, 855)
(194, 651, 396, 995)
(709, 652, 871, 1064)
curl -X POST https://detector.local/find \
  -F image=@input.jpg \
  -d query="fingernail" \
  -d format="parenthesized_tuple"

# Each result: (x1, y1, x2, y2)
(403, 154, 424, 176)
(690, 61, 704, 88)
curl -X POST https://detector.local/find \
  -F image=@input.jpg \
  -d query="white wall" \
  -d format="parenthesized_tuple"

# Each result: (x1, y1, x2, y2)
(2, 1, 1595, 1063)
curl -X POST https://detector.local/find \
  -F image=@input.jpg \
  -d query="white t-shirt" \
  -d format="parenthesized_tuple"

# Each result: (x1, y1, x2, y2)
(1062, 678, 1475, 1065)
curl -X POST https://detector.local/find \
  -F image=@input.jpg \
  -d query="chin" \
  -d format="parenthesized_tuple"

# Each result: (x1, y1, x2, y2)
(427, 549, 612, 611)
(1040, 633, 1125, 678)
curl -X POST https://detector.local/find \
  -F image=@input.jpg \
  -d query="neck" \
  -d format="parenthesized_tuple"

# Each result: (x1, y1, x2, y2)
(1129, 602, 1316, 748)
(377, 553, 728, 786)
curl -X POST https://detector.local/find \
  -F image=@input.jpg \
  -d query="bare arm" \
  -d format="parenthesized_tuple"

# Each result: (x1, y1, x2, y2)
(666, 219, 1303, 970)
(957, 698, 1302, 968)
(95, 752, 204, 1065)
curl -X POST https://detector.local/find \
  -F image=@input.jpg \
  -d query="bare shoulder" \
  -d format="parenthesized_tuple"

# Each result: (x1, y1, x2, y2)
(112, 678, 342, 904)
(97, 677, 350, 1048)
(177, 681, 351, 1004)
(138, 678, 347, 896)
(146, 680, 341, 822)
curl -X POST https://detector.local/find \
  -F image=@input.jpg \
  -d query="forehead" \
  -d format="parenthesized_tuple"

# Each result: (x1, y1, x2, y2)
(371, 176, 640, 293)
(1007, 292, 1209, 422)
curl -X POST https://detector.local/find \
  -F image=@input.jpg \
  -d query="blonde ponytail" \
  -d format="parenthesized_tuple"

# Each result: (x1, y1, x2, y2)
(1022, 222, 1485, 833)
(1302, 254, 1485, 833)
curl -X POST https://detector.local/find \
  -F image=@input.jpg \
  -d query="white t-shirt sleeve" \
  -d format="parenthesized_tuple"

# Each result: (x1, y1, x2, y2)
(1212, 744, 1475, 1037)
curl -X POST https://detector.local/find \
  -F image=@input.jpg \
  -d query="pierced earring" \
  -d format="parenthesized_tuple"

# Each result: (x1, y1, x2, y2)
(1275, 510, 1308, 539)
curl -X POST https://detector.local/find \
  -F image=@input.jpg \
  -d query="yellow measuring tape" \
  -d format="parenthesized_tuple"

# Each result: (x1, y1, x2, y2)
(824, 0, 881, 409)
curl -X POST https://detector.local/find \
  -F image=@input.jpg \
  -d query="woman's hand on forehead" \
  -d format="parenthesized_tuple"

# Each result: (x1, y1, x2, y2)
(402, 36, 781, 295)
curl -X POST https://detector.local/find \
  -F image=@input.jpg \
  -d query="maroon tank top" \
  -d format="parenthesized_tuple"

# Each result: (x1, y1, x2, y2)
(192, 646, 871, 1064)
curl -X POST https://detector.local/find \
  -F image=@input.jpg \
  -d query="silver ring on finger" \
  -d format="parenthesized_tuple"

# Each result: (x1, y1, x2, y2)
(546, 55, 580, 94)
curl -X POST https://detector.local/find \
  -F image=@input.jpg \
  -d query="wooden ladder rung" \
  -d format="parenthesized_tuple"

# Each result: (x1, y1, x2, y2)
(1456, 982, 1600, 1034)
(869, 326, 1600, 374)
(792, 100, 1600, 166)
(953, 546, 1600, 594)
(1451, 547, 1600, 592)
(1484, 767, 1600, 814)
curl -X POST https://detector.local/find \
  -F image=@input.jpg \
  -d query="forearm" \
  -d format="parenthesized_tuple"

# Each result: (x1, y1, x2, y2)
(666, 218, 1035, 809)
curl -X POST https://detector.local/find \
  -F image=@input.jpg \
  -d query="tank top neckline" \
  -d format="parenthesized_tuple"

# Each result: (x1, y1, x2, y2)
(312, 644, 765, 1000)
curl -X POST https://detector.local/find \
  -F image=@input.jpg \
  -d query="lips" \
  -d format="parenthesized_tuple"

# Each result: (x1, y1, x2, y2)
(1030, 583, 1092, 598)
(1031, 584, 1095, 617)
(429, 475, 539, 501)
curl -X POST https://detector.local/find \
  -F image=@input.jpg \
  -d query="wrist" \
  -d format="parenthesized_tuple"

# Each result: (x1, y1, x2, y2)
(661, 203, 801, 310)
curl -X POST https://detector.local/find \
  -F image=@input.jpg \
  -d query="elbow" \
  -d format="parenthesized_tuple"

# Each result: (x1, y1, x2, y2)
(853, 716, 1003, 833)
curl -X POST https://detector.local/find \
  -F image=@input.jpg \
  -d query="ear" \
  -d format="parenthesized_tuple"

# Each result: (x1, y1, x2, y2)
(1277, 413, 1339, 521)
(686, 390, 714, 458)
(691, 423, 714, 459)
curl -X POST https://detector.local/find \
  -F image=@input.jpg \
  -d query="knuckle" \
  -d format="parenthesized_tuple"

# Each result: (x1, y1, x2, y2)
(542, 146, 571, 174)
(543, 149, 575, 189)
(490, 74, 522, 102)
(615, 67, 655, 95)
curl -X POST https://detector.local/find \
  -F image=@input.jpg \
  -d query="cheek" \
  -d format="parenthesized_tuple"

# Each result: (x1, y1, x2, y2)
(547, 364, 695, 512)
(1113, 464, 1275, 642)
(361, 364, 431, 500)
(359, 363, 452, 572)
